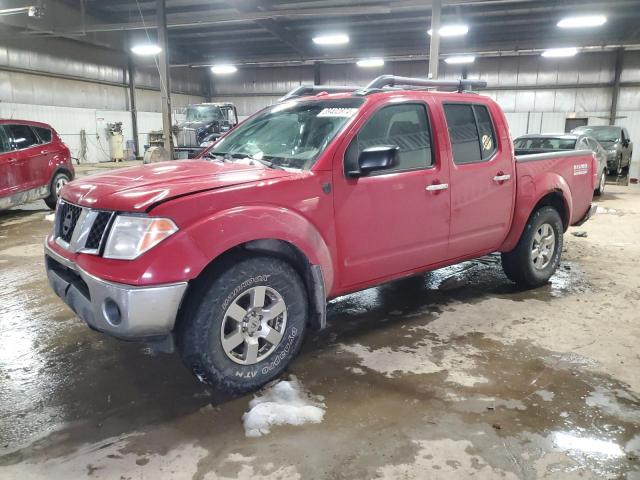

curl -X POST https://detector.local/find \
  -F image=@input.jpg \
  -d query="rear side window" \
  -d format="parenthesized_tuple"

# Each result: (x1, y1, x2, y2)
(7, 124, 40, 150)
(0, 127, 10, 153)
(444, 103, 497, 164)
(33, 127, 52, 143)
(346, 103, 433, 174)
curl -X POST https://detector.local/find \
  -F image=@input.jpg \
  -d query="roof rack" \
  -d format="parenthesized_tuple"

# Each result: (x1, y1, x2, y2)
(361, 75, 487, 94)
(279, 85, 360, 101)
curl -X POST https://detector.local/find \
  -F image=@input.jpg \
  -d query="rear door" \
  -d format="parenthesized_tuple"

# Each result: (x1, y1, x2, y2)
(333, 98, 451, 288)
(443, 102, 515, 259)
(6, 124, 48, 192)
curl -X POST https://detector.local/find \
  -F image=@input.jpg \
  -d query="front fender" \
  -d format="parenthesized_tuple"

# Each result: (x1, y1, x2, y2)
(499, 172, 572, 252)
(186, 205, 335, 292)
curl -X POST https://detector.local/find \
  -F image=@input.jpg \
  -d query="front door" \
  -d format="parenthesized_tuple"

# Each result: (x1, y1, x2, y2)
(443, 102, 515, 259)
(333, 99, 451, 289)
(0, 126, 15, 199)
(5, 124, 48, 193)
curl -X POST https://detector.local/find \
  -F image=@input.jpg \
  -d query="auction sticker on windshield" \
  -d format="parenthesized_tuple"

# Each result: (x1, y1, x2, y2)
(317, 108, 359, 118)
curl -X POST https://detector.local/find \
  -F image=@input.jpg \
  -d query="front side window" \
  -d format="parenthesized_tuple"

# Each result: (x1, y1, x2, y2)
(0, 127, 10, 153)
(444, 103, 498, 164)
(346, 103, 432, 174)
(208, 98, 364, 169)
(7, 124, 39, 150)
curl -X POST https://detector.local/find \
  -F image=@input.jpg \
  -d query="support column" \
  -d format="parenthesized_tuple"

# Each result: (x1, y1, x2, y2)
(127, 55, 140, 158)
(609, 47, 624, 125)
(313, 61, 321, 85)
(157, 0, 174, 158)
(428, 0, 441, 79)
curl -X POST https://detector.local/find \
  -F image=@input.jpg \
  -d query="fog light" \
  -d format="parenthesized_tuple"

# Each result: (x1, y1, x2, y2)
(103, 298, 122, 326)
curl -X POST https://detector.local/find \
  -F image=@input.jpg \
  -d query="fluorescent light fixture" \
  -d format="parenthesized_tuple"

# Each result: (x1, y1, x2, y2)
(131, 44, 162, 56)
(444, 55, 475, 64)
(428, 24, 469, 37)
(357, 58, 385, 68)
(541, 47, 578, 58)
(211, 64, 237, 74)
(557, 15, 606, 28)
(312, 33, 349, 45)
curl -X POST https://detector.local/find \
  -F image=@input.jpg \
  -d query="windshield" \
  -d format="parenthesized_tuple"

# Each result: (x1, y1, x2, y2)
(185, 105, 224, 123)
(207, 98, 364, 169)
(514, 137, 576, 150)
(572, 126, 620, 142)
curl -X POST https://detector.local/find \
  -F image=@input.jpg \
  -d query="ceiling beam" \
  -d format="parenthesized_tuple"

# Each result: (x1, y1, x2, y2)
(226, 0, 307, 57)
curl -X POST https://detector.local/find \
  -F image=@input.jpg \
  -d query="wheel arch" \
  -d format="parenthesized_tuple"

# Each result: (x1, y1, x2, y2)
(181, 238, 327, 331)
(500, 182, 571, 253)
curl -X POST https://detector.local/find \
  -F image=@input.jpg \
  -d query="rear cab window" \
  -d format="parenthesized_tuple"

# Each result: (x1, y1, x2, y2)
(443, 103, 497, 164)
(345, 102, 433, 175)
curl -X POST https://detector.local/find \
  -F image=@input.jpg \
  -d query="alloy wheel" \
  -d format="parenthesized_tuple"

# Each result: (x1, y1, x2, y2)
(531, 223, 555, 270)
(220, 285, 287, 365)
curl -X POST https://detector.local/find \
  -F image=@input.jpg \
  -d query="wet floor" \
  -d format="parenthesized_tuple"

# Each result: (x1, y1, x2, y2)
(1, 186, 639, 479)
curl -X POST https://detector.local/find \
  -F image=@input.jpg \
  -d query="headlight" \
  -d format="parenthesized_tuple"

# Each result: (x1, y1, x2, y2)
(103, 215, 178, 260)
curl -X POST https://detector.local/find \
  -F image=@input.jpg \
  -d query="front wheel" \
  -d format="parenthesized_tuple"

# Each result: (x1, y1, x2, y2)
(501, 206, 563, 288)
(594, 170, 606, 196)
(44, 171, 70, 209)
(177, 255, 308, 394)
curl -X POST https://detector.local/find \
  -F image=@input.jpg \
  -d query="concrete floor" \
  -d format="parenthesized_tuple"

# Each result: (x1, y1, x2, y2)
(0, 177, 639, 479)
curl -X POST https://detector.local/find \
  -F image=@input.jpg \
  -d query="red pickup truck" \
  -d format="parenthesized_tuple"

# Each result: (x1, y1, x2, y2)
(0, 119, 74, 211)
(45, 76, 597, 393)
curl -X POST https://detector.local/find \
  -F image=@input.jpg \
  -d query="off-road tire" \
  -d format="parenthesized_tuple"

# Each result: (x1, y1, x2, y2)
(44, 172, 71, 209)
(177, 255, 308, 394)
(501, 206, 563, 288)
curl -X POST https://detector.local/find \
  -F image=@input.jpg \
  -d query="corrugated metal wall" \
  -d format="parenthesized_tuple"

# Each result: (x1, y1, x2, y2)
(211, 50, 640, 177)
(0, 36, 208, 162)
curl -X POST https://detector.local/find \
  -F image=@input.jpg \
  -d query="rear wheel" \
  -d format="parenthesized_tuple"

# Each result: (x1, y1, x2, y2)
(177, 255, 308, 394)
(44, 172, 70, 209)
(501, 206, 563, 288)
(594, 170, 606, 196)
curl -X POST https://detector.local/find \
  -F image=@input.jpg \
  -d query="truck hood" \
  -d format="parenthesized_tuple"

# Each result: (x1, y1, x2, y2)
(62, 160, 292, 212)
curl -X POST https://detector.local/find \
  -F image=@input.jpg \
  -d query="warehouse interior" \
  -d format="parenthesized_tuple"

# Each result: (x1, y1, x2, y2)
(1, 0, 640, 479)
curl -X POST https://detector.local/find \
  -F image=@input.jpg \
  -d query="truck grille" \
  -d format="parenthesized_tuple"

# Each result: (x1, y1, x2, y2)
(57, 201, 82, 243)
(86, 212, 113, 250)
(54, 201, 114, 254)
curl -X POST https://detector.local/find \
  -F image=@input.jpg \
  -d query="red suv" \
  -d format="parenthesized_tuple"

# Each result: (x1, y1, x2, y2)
(0, 120, 74, 211)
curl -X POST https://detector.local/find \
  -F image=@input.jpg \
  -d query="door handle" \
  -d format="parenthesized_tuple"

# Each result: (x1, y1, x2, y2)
(493, 174, 511, 182)
(426, 183, 449, 192)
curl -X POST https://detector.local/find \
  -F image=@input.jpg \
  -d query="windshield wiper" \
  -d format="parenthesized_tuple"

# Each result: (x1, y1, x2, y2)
(227, 153, 284, 170)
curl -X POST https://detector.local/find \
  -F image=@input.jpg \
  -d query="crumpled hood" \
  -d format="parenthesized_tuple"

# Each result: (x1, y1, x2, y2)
(62, 160, 292, 212)
(598, 140, 617, 149)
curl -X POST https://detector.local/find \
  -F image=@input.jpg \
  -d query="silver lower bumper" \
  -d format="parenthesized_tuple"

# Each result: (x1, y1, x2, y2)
(45, 244, 188, 340)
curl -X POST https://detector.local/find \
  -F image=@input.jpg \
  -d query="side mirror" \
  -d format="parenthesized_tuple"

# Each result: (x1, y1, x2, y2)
(348, 145, 399, 177)
(623, 139, 630, 148)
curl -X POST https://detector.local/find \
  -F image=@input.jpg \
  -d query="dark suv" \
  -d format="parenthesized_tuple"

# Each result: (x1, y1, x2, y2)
(571, 126, 632, 175)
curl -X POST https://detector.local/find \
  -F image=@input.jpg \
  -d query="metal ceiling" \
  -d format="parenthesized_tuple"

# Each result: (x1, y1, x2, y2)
(13, 0, 640, 66)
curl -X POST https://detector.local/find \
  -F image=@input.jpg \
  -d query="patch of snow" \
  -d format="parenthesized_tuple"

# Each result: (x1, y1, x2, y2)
(535, 389, 555, 402)
(596, 206, 617, 214)
(45, 213, 56, 221)
(242, 376, 325, 437)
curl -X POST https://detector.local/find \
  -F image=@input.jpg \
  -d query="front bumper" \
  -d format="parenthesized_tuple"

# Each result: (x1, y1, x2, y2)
(45, 243, 188, 341)
(574, 203, 598, 227)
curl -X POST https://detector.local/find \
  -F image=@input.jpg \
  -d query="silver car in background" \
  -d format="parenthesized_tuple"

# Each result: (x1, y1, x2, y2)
(571, 126, 632, 175)
(514, 133, 608, 196)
